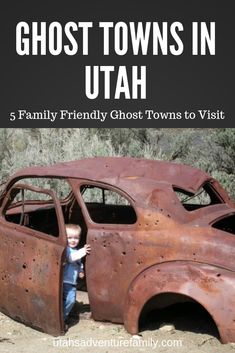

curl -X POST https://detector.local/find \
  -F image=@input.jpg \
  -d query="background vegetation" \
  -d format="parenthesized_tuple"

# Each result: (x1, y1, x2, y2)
(0, 128, 234, 200)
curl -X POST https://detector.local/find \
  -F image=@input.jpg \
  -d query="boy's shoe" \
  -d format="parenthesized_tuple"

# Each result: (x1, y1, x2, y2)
(64, 318, 70, 332)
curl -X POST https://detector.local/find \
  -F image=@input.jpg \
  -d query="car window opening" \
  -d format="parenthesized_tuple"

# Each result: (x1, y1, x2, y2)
(3, 178, 88, 241)
(173, 182, 223, 211)
(4, 186, 60, 237)
(80, 185, 137, 224)
(212, 214, 235, 235)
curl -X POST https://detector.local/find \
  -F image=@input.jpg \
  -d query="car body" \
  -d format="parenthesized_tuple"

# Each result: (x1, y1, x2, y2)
(0, 157, 235, 342)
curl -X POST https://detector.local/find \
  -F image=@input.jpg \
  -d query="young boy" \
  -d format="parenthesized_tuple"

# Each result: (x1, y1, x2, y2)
(63, 224, 91, 323)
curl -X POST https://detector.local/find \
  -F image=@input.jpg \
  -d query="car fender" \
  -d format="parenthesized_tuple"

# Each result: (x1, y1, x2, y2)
(123, 261, 235, 343)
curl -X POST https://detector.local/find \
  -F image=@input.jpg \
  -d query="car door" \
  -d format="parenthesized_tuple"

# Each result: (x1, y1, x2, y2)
(77, 182, 137, 323)
(0, 183, 67, 335)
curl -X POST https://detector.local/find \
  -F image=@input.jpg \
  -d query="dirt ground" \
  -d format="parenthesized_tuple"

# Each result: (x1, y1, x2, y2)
(0, 291, 234, 353)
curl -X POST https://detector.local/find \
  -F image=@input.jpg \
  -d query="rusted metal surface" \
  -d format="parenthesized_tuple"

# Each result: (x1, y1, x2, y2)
(0, 157, 235, 342)
(0, 182, 66, 335)
(124, 262, 235, 343)
(0, 223, 65, 335)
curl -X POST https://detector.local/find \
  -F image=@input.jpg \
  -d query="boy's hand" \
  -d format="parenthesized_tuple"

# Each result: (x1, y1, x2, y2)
(84, 244, 91, 254)
(78, 271, 85, 279)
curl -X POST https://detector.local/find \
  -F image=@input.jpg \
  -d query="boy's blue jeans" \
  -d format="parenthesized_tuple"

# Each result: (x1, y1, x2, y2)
(63, 283, 77, 321)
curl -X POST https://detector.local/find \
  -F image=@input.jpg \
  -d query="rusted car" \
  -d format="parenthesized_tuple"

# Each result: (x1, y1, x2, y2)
(0, 157, 235, 343)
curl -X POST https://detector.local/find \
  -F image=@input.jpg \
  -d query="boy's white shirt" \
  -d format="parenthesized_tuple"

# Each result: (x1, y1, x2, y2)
(68, 247, 86, 262)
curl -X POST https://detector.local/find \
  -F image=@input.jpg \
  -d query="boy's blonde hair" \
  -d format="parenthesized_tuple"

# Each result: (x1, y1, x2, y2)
(65, 224, 81, 237)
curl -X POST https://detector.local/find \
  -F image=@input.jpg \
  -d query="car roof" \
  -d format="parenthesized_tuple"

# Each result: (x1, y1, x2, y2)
(8, 157, 210, 195)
